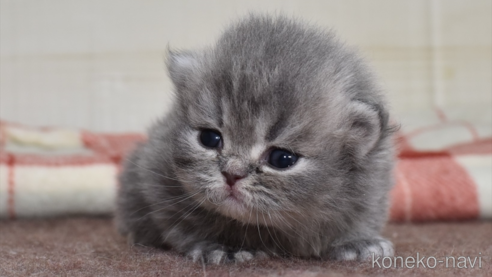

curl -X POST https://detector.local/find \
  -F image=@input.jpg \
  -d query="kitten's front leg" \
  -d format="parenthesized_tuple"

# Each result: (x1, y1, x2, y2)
(185, 241, 266, 264)
(324, 237, 394, 261)
(163, 228, 267, 264)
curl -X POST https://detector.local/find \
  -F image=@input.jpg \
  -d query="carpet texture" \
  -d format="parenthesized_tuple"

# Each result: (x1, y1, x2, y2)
(1, 217, 491, 276)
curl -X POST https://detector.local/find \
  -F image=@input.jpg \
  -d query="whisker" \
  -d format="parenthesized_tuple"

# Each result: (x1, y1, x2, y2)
(264, 211, 291, 255)
(256, 210, 274, 256)
(135, 190, 203, 221)
(129, 191, 202, 217)
(280, 211, 320, 254)
(163, 197, 207, 242)
(124, 158, 187, 184)
(239, 206, 254, 252)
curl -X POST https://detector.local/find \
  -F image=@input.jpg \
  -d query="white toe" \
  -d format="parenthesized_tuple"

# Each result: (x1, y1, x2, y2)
(208, 250, 226, 264)
(187, 249, 203, 263)
(255, 251, 269, 259)
(234, 251, 254, 263)
(360, 244, 382, 261)
(380, 240, 394, 257)
(339, 249, 357, 261)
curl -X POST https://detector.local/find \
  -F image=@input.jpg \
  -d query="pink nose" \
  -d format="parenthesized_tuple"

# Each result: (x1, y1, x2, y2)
(222, 172, 246, 187)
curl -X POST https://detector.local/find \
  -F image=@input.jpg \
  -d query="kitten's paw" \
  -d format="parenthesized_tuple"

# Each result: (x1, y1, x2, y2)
(186, 244, 266, 264)
(233, 250, 254, 263)
(232, 250, 271, 262)
(327, 238, 394, 262)
(187, 248, 227, 264)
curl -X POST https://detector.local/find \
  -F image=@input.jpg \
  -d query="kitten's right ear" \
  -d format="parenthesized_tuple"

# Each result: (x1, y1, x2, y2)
(344, 101, 383, 159)
(167, 50, 201, 88)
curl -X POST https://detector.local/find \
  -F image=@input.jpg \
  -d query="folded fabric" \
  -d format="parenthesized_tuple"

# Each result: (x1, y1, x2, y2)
(1, 112, 491, 221)
(0, 121, 145, 219)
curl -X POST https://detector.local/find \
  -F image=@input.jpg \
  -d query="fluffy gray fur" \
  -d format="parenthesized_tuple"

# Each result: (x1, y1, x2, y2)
(116, 15, 396, 264)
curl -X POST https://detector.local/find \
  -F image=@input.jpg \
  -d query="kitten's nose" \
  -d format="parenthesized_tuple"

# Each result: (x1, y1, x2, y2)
(221, 171, 246, 187)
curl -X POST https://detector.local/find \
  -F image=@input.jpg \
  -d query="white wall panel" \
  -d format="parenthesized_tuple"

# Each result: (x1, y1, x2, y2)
(1, 0, 490, 132)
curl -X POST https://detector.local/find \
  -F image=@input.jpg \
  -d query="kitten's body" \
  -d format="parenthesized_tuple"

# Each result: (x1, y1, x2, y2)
(116, 15, 396, 263)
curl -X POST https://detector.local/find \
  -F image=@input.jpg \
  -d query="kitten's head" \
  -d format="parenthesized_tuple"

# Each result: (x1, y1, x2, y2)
(165, 16, 393, 227)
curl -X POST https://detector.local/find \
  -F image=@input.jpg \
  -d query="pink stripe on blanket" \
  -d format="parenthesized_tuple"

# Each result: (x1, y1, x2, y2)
(447, 138, 492, 155)
(7, 154, 16, 219)
(1, 119, 490, 220)
(0, 152, 113, 166)
(81, 131, 145, 162)
(390, 154, 480, 222)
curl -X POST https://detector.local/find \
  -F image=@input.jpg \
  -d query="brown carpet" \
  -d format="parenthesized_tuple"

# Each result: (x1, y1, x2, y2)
(1, 218, 491, 277)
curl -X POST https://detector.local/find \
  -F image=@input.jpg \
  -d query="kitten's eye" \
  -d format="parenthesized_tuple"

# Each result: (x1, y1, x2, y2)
(199, 129, 222, 149)
(268, 148, 298, 169)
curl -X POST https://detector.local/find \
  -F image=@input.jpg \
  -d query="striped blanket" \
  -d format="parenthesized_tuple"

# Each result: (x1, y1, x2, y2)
(1, 112, 490, 221)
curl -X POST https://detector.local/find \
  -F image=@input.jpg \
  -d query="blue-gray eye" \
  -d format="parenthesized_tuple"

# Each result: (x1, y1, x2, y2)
(199, 129, 222, 148)
(268, 149, 298, 169)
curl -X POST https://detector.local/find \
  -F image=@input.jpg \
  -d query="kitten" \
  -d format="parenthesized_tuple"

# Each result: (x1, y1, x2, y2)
(116, 15, 396, 264)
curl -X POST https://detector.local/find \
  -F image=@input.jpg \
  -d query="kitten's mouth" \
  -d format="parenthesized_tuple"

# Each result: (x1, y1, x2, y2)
(214, 186, 250, 217)
(202, 183, 255, 221)
(224, 195, 242, 206)
(225, 189, 244, 204)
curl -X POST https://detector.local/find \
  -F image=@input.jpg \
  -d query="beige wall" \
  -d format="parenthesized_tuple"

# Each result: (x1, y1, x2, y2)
(1, 0, 491, 132)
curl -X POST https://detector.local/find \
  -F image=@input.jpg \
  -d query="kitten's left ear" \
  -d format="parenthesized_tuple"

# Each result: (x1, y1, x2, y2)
(345, 101, 386, 158)
(167, 50, 201, 89)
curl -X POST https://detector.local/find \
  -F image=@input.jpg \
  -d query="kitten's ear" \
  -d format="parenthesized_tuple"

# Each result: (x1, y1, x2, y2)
(345, 101, 385, 158)
(167, 50, 201, 88)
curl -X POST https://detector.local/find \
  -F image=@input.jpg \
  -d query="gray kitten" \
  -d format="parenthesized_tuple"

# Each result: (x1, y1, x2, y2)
(116, 15, 396, 264)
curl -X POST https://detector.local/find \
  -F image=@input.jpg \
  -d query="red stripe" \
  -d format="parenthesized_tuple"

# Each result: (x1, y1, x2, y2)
(0, 152, 114, 166)
(0, 122, 7, 149)
(7, 153, 16, 219)
(460, 121, 479, 141)
(405, 121, 480, 140)
(0, 120, 64, 132)
(398, 138, 492, 158)
(435, 107, 448, 123)
(448, 137, 492, 155)
(390, 155, 480, 222)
